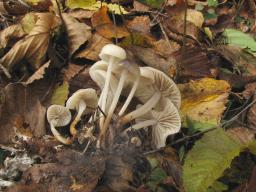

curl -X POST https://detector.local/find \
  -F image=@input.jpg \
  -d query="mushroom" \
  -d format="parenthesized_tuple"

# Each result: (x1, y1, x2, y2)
(47, 105, 72, 145)
(101, 59, 140, 135)
(98, 44, 126, 116)
(119, 66, 180, 125)
(66, 88, 98, 136)
(135, 67, 181, 109)
(123, 99, 181, 149)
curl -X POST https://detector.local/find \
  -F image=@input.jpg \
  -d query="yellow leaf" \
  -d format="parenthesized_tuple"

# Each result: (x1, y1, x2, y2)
(179, 78, 230, 131)
(51, 82, 69, 106)
(182, 9, 204, 28)
(21, 12, 37, 34)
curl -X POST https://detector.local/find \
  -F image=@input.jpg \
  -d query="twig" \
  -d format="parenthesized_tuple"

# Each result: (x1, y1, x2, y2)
(0, 63, 11, 78)
(111, 12, 118, 44)
(159, 20, 173, 50)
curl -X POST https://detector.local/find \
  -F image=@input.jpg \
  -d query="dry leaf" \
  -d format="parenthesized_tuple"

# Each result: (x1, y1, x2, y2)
(179, 78, 231, 131)
(76, 33, 111, 61)
(0, 83, 47, 144)
(26, 60, 50, 85)
(62, 13, 92, 57)
(131, 46, 177, 77)
(0, 24, 26, 50)
(63, 63, 84, 81)
(126, 16, 151, 34)
(91, 6, 129, 39)
(0, 13, 55, 72)
(247, 95, 256, 131)
(67, 9, 95, 20)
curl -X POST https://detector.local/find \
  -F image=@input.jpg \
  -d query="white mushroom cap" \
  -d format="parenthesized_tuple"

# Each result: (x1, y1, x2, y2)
(47, 105, 71, 127)
(135, 67, 181, 109)
(99, 44, 126, 63)
(66, 88, 98, 114)
(89, 60, 108, 73)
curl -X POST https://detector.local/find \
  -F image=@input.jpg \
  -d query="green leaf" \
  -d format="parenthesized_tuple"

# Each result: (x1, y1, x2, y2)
(66, 0, 128, 14)
(207, 0, 218, 7)
(66, 0, 96, 8)
(137, 0, 165, 9)
(21, 12, 36, 34)
(51, 82, 69, 106)
(183, 128, 243, 192)
(223, 29, 256, 52)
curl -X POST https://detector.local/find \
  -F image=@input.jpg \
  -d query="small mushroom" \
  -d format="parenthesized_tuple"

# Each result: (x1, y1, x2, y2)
(119, 67, 181, 125)
(124, 99, 181, 149)
(101, 59, 140, 135)
(47, 105, 72, 145)
(98, 44, 126, 115)
(66, 88, 98, 136)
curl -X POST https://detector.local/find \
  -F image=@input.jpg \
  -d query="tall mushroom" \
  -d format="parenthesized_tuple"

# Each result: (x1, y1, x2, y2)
(98, 44, 126, 116)
(123, 99, 181, 149)
(47, 105, 72, 145)
(66, 88, 98, 136)
(119, 67, 181, 125)
(101, 59, 140, 135)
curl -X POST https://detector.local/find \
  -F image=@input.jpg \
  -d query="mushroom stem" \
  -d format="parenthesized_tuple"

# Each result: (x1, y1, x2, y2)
(119, 92, 161, 125)
(50, 122, 72, 145)
(70, 100, 87, 136)
(101, 70, 127, 136)
(118, 76, 140, 116)
(101, 57, 114, 113)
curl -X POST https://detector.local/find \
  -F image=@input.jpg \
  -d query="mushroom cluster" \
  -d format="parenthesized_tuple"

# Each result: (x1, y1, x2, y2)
(47, 44, 181, 149)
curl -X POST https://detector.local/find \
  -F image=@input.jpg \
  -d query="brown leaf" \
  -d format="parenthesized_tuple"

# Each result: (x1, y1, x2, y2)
(62, 13, 92, 57)
(131, 46, 177, 77)
(243, 82, 256, 99)
(133, 1, 150, 12)
(20, 150, 105, 192)
(173, 47, 218, 82)
(67, 9, 95, 20)
(0, 83, 47, 143)
(0, 13, 55, 72)
(91, 6, 129, 39)
(0, 24, 26, 49)
(25, 60, 50, 85)
(247, 96, 256, 131)
(76, 33, 111, 61)
(126, 16, 151, 34)
(63, 63, 84, 82)
(227, 127, 255, 145)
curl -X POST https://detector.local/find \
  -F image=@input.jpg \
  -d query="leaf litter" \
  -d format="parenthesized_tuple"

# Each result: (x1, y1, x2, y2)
(0, 1, 256, 192)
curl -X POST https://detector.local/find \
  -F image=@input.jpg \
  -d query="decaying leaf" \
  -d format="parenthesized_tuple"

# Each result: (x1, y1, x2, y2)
(0, 83, 46, 144)
(62, 13, 92, 57)
(50, 81, 69, 106)
(179, 78, 230, 131)
(0, 13, 55, 72)
(131, 46, 177, 77)
(76, 33, 111, 61)
(26, 60, 51, 85)
(183, 128, 252, 192)
(91, 6, 129, 39)
(63, 63, 84, 81)
(66, 0, 128, 14)
(137, 0, 165, 9)
(126, 16, 151, 34)
(0, 24, 26, 50)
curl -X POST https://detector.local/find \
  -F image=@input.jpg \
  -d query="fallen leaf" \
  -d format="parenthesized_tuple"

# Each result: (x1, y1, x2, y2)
(243, 82, 256, 99)
(223, 29, 256, 52)
(247, 95, 256, 131)
(91, 6, 129, 39)
(76, 33, 111, 61)
(173, 47, 217, 82)
(137, 0, 165, 9)
(133, 0, 150, 12)
(131, 46, 177, 77)
(183, 128, 248, 192)
(63, 63, 84, 81)
(179, 78, 230, 131)
(50, 81, 69, 106)
(66, 0, 128, 14)
(0, 24, 26, 50)
(26, 60, 51, 85)
(67, 9, 95, 20)
(184, 9, 204, 28)
(0, 83, 47, 144)
(126, 16, 151, 34)
(62, 13, 92, 57)
(120, 33, 154, 48)
(0, 13, 55, 72)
